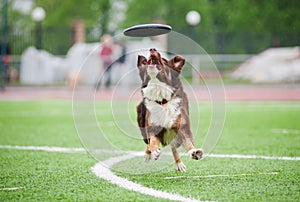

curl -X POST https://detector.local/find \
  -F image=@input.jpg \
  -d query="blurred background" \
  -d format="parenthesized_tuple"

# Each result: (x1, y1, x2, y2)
(0, 0, 299, 88)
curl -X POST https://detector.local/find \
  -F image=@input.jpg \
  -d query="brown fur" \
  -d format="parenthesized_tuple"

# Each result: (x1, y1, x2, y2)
(136, 49, 203, 171)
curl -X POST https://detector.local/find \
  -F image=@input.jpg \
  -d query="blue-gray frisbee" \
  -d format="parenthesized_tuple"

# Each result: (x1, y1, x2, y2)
(123, 24, 172, 37)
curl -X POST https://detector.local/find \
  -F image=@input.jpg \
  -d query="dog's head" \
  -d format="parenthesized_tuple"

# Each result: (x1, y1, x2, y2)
(137, 48, 185, 89)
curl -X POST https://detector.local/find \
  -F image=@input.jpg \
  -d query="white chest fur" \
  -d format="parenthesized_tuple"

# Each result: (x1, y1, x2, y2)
(145, 98, 181, 128)
(142, 78, 181, 128)
(142, 78, 173, 102)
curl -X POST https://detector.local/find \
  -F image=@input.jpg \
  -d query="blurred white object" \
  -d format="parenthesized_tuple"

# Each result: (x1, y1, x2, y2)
(31, 7, 45, 22)
(65, 42, 100, 85)
(231, 47, 300, 83)
(20, 38, 164, 86)
(20, 47, 66, 84)
(186, 11, 201, 26)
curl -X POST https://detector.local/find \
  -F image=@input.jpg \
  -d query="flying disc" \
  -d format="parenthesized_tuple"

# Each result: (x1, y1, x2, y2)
(123, 24, 172, 37)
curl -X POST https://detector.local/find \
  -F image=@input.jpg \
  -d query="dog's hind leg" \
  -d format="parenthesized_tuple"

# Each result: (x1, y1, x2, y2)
(171, 146, 186, 172)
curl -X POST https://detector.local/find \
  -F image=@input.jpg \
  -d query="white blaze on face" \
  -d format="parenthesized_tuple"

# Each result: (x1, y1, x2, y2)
(143, 65, 173, 102)
(146, 65, 159, 78)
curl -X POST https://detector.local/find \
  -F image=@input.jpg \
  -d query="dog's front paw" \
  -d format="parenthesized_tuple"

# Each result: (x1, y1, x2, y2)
(176, 162, 186, 172)
(151, 148, 161, 160)
(144, 153, 151, 163)
(188, 148, 203, 160)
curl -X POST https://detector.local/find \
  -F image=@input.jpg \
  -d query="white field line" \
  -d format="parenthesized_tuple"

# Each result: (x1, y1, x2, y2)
(91, 154, 207, 202)
(2, 145, 300, 202)
(1, 145, 300, 161)
(0, 145, 86, 153)
(0, 187, 22, 191)
(0, 145, 126, 155)
(0, 145, 208, 202)
(271, 128, 300, 135)
(164, 172, 279, 180)
(207, 154, 300, 161)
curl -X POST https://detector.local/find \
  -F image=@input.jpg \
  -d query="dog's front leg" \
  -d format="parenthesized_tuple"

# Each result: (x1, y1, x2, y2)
(144, 136, 161, 162)
(144, 145, 152, 162)
(149, 135, 161, 160)
(145, 125, 164, 160)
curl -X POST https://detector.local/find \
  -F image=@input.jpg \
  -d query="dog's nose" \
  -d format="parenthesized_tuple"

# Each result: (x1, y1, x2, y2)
(149, 48, 157, 52)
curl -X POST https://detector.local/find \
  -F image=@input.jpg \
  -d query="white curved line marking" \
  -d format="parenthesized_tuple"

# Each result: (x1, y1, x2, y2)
(2, 145, 300, 201)
(91, 153, 206, 202)
(0, 145, 206, 201)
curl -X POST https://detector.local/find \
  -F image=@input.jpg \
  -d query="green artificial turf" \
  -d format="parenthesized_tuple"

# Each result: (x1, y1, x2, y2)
(0, 101, 299, 201)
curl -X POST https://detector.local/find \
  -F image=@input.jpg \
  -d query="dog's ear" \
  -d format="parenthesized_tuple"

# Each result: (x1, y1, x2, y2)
(169, 56, 185, 73)
(137, 55, 147, 69)
(162, 57, 169, 66)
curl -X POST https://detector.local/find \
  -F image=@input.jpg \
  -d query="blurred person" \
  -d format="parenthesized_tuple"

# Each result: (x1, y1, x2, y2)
(95, 34, 114, 90)
(112, 41, 127, 86)
(116, 41, 126, 65)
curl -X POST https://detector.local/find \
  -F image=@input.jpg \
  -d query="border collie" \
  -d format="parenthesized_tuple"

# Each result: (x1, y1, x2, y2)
(136, 48, 203, 172)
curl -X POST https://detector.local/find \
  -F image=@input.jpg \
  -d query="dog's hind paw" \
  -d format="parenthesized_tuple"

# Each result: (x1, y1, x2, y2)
(176, 162, 186, 172)
(144, 153, 151, 162)
(151, 148, 161, 160)
(188, 148, 203, 160)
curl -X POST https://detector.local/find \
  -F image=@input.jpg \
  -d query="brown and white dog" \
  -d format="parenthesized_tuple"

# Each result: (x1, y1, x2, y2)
(136, 48, 203, 172)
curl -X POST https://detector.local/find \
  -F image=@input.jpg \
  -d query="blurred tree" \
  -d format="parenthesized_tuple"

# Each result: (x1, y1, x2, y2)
(123, 0, 212, 31)
(1, 0, 113, 54)
(30, 0, 300, 36)
(209, 0, 300, 33)
(208, 0, 300, 52)
(35, 0, 111, 32)
(1, 0, 299, 55)
(123, 0, 299, 53)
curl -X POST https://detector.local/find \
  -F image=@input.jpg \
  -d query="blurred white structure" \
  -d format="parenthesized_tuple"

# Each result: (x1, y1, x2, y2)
(20, 47, 66, 84)
(65, 42, 100, 85)
(20, 38, 163, 86)
(231, 47, 300, 83)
